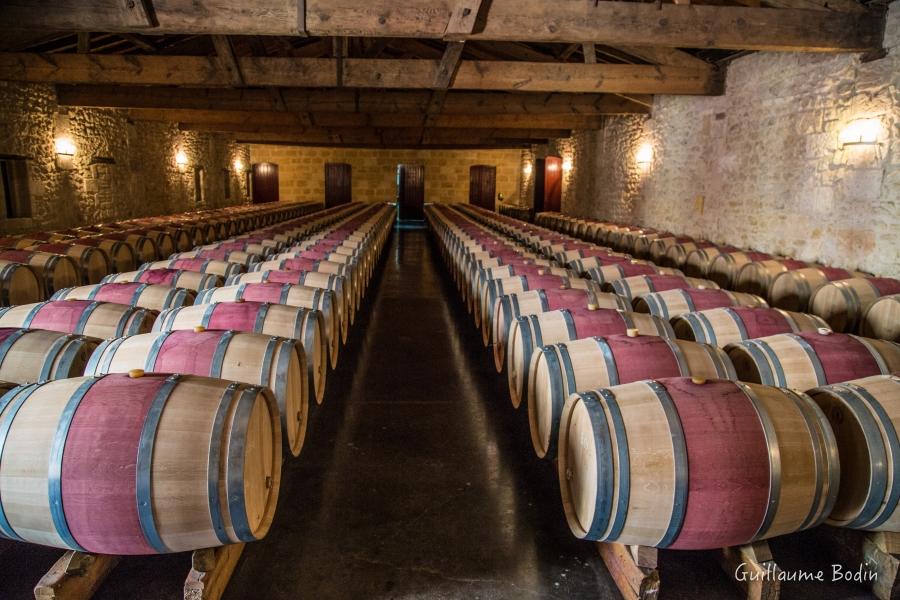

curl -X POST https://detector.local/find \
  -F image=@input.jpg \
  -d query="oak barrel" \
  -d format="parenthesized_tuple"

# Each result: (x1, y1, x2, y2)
(706, 251, 773, 289)
(52, 282, 194, 313)
(528, 334, 736, 459)
(810, 277, 900, 333)
(861, 294, 900, 342)
(0, 328, 97, 384)
(558, 378, 838, 548)
(0, 300, 154, 339)
(726, 330, 900, 390)
(587, 263, 682, 286)
(144, 259, 243, 281)
(673, 307, 829, 347)
(103, 268, 221, 292)
(86, 330, 308, 457)
(768, 267, 860, 312)
(0, 260, 42, 306)
(0, 373, 281, 553)
(610, 274, 719, 304)
(0, 249, 80, 296)
(227, 270, 351, 330)
(27, 243, 111, 285)
(74, 237, 137, 273)
(633, 287, 767, 320)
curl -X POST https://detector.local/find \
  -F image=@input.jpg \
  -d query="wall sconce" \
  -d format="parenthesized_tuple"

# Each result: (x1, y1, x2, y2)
(840, 118, 881, 147)
(234, 158, 245, 172)
(55, 136, 76, 170)
(635, 142, 653, 167)
(523, 162, 533, 176)
(175, 149, 189, 172)
(562, 158, 573, 172)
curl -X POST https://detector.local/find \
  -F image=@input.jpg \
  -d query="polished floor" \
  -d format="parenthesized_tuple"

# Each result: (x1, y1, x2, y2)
(0, 228, 877, 599)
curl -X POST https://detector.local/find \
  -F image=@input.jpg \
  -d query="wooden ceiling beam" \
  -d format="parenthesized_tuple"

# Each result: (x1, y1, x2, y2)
(55, 85, 650, 115)
(178, 121, 570, 139)
(3, 53, 718, 94)
(211, 35, 244, 86)
(0, 1, 879, 52)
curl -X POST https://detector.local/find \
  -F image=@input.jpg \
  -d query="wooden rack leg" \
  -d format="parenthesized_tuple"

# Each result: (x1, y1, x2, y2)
(720, 540, 780, 600)
(865, 532, 900, 600)
(597, 542, 659, 600)
(33, 551, 120, 600)
(184, 543, 246, 600)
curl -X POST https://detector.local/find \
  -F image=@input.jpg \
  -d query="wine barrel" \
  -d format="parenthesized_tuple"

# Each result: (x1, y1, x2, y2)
(648, 236, 694, 265)
(97, 232, 159, 262)
(610, 274, 719, 303)
(587, 263, 682, 286)
(27, 243, 111, 285)
(528, 334, 736, 459)
(86, 330, 308, 457)
(196, 283, 340, 366)
(143, 259, 243, 281)
(568, 253, 633, 276)
(733, 259, 811, 298)
(491, 289, 628, 373)
(673, 307, 829, 348)
(861, 295, 900, 342)
(768, 267, 860, 312)
(51, 282, 194, 313)
(0, 328, 97, 384)
(0, 372, 281, 553)
(0, 300, 154, 339)
(633, 288, 767, 320)
(154, 301, 326, 405)
(103, 268, 221, 292)
(0, 249, 80, 296)
(170, 250, 261, 269)
(810, 277, 900, 333)
(808, 375, 900, 531)
(251, 259, 357, 307)
(726, 330, 900, 390)
(74, 237, 137, 273)
(706, 251, 774, 289)
(507, 307, 673, 408)
(132, 229, 176, 258)
(479, 275, 528, 337)
(0, 260, 42, 306)
(661, 240, 714, 269)
(682, 246, 737, 278)
(558, 377, 837, 548)
(227, 270, 351, 329)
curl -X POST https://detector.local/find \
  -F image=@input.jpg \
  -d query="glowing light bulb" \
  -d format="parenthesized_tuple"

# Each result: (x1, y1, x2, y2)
(234, 158, 244, 172)
(840, 118, 881, 146)
(175, 149, 189, 169)
(562, 158, 573, 171)
(523, 162, 533, 176)
(55, 137, 76, 156)
(635, 143, 653, 165)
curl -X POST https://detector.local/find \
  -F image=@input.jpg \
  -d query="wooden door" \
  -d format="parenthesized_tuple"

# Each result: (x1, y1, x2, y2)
(533, 158, 546, 214)
(468, 165, 497, 211)
(397, 164, 425, 221)
(544, 156, 562, 213)
(325, 163, 352, 207)
(251, 162, 279, 204)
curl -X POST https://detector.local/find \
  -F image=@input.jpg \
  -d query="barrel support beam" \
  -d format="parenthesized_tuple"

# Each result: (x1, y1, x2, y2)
(720, 540, 782, 600)
(184, 543, 246, 600)
(33, 551, 121, 600)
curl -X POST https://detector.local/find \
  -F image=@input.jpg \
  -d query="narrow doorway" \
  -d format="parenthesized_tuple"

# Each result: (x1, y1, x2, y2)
(396, 164, 425, 222)
(469, 165, 496, 211)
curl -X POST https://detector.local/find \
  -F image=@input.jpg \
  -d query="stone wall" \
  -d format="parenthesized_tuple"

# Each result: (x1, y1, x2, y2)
(0, 82, 249, 234)
(537, 4, 900, 278)
(249, 144, 523, 204)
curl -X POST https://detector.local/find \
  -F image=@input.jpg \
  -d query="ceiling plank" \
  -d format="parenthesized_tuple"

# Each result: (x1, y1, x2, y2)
(3, 54, 718, 94)
(761, 0, 867, 13)
(211, 35, 244, 86)
(0, 1, 880, 52)
(615, 46, 712, 71)
(55, 85, 650, 115)
(582, 42, 596, 64)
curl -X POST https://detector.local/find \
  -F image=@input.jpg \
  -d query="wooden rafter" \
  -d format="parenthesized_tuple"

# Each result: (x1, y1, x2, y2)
(211, 35, 244, 86)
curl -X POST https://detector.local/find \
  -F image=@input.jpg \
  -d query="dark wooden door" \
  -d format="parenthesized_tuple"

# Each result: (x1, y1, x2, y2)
(397, 164, 425, 221)
(544, 156, 562, 213)
(251, 162, 279, 204)
(325, 163, 352, 207)
(533, 158, 546, 214)
(468, 165, 496, 211)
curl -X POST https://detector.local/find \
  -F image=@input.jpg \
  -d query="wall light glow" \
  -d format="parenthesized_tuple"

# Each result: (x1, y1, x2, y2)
(562, 158, 573, 171)
(635, 142, 653, 165)
(175, 149, 189, 170)
(840, 118, 881, 146)
(55, 137, 76, 156)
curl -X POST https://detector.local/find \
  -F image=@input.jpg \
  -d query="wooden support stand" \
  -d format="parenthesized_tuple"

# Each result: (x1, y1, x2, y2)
(598, 540, 782, 600)
(821, 528, 900, 600)
(33, 551, 120, 600)
(184, 543, 246, 600)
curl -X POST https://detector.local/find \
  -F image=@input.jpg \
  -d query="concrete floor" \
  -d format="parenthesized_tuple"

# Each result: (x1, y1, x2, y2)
(0, 227, 879, 599)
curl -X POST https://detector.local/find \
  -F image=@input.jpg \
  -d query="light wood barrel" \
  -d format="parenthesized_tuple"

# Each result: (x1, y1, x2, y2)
(0, 328, 97, 384)
(103, 268, 221, 292)
(52, 282, 194, 313)
(727, 330, 900, 390)
(768, 267, 859, 312)
(683, 246, 736, 278)
(861, 295, 900, 342)
(0, 372, 281, 554)
(86, 330, 308, 457)
(28, 243, 111, 285)
(706, 251, 773, 289)
(568, 254, 633, 276)
(528, 334, 736, 459)
(133, 229, 177, 258)
(479, 275, 529, 340)
(0, 300, 154, 339)
(74, 237, 137, 273)
(0, 260, 42, 306)
(0, 249, 80, 296)
(587, 263, 682, 286)
(673, 307, 829, 347)
(648, 236, 694, 265)
(251, 259, 358, 309)
(808, 375, 900, 531)
(634, 288, 767, 320)
(559, 378, 838, 548)
(170, 250, 261, 269)
(153, 301, 326, 405)
(227, 270, 351, 331)
(733, 259, 810, 298)
(610, 274, 719, 303)
(144, 259, 243, 281)
(662, 241, 715, 269)
(98, 232, 159, 262)
(810, 277, 900, 333)
(507, 307, 673, 408)
(196, 283, 340, 367)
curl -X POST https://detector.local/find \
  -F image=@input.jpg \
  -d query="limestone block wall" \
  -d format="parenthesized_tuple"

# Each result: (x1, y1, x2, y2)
(0, 81, 249, 234)
(535, 3, 900, 277)
(249, 144, 522, 204)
